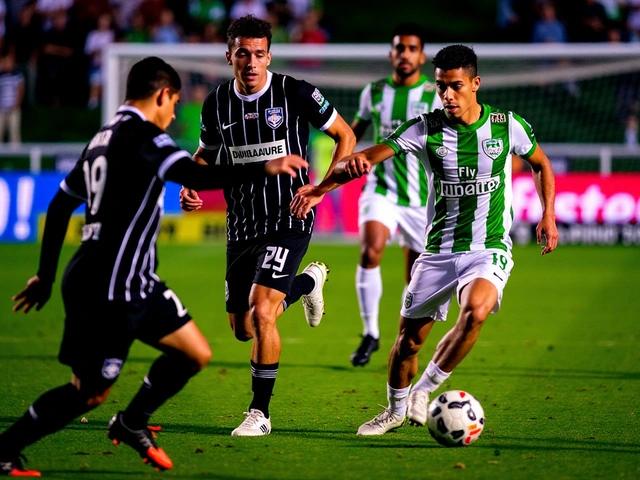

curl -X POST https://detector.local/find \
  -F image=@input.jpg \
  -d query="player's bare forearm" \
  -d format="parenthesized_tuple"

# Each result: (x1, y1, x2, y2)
(525, 145, 559, 254)
(320, 115, 356, 183)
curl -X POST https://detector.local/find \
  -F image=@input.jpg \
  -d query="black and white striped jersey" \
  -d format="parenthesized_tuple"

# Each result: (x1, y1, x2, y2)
(199, 70, 338, 243)
(60, 106, 193, 302)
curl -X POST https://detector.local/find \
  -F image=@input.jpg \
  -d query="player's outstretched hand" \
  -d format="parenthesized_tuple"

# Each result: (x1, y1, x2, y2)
(180, 187, 203, 212)
(265, 155, 308, 177)
(12, 276, 52, 313)
(335, 154, 372, 180)
(290, 184, 324, 219)
(537, 214, 559, 255)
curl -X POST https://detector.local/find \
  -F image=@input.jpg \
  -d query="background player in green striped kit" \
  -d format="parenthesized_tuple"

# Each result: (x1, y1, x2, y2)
(349, 23, 441, 367)
(291, 44, 559, 436)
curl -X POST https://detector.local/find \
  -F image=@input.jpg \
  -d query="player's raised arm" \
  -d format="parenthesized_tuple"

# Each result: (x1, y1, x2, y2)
(523, 144, 559, 255)
(290, 143, 395, 219)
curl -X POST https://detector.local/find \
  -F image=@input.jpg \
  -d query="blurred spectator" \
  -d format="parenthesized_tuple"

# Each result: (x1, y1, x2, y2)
(266, 10, 289, 43)
(139, 0, 167, 27)
(230, 0, 268, 21)
(286, 0, 313, 21)
(0, 0, 6, 47)
(110, 0, 143, 30)
(0, 51, 24, 144)
(575, 0, 610, 41)
(85, 12, 115, 109)
(531, 1, 568, 43)
(201, 21, 225, 43)
(496, 0, 536, 42)
(175, 83, 208, 150)
(36, 0, 73, 30)
(289, 8, 328, 43)
(36, 9, 82, 105)
(123, 10, 150, 43)
(625, 113, 638, 147)
(151, 8, 182, 43)
(5, 3, 40, 106)
(188, 0, 226, 30)
(628, 0, 640, 41)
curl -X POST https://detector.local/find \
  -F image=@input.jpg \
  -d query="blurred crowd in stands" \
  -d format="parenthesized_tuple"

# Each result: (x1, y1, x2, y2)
(0, 0, 329, 144)
(0, 0, 639, 145)
(497, 0, 640, 43)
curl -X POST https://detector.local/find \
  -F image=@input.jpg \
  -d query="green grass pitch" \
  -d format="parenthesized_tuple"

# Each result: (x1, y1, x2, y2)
(1, 242, 639, 479)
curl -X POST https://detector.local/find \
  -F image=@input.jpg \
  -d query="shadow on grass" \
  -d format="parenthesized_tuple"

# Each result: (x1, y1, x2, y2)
(1, 355, 638, 378)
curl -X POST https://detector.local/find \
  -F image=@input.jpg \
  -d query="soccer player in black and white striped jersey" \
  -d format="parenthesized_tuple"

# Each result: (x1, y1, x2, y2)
(1, 56, 307, 476)
(180, 15, 356, 436)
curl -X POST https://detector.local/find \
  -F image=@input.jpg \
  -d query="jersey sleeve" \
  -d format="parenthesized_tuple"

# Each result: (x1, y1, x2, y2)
(59, 152, 88, 202)
(510, 112, 537, 159)
(354, 83, 372, 122)
(199, 88, 223, 151)
(381, 116, 427, 156)
(140, 127, 193, 181)
(297, 79, 338, 132)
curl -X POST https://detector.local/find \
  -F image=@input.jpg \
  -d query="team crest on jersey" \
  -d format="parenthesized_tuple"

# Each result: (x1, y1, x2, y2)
(265, 107, 284, 129)
(490, 113, 507, 123)
(410, 102, 430, 117)
(101, 358, 123, 379)
(311, 88, 325, 106)
(424, 82, 436, 92)
(436, 146, 448, 157)
(482, 138, 504, 159)
(404, 292, 413, 309)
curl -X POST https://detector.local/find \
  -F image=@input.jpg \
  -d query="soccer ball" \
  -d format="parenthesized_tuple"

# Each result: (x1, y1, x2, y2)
(426, 390, 485, 447)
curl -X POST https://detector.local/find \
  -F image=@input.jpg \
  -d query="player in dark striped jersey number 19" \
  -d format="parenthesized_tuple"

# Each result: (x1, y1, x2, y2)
(1, 57, 307, 476)
(179, 15, 356, 436)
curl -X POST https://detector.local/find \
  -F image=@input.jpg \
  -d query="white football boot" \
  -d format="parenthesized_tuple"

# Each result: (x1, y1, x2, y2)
(356, 408, 405, 436)
(301, 262, 329, 327)
(231, 409, 272, 437)
(407, 390, 430, 426)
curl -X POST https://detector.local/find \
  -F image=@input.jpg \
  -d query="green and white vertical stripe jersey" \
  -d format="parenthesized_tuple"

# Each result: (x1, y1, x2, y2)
(382, 105, 537, 253)
(355, 74, 441, 207)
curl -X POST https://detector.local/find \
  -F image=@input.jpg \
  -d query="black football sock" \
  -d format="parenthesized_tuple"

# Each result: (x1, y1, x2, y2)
(122, 353, 200, 430)
(0, 383, 91, 457)
(282, 274, 315, 310)
(248, 361, 278, 418)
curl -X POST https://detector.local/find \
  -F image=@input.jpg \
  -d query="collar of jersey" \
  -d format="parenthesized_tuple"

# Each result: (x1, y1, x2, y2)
(117, 105, 147, 122)
(385, 73, 428, 90)
(440, 103, 490, 132)
(233, 70, 273, 102)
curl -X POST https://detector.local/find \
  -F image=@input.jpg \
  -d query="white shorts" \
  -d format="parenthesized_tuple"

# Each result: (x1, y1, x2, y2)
(358, 191, 426, 253)
(400, 249, 514, 321)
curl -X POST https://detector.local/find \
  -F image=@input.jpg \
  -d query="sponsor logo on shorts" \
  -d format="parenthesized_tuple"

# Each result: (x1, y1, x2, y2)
(404, 292, 414, 309)
(493, 272, 505, 282)
(229, 140, 287, 164)
(440, 176, 501, 198)
(102, 358, 123, 380)
(265, 107, 284, 129)
(272, 272, 289, 279)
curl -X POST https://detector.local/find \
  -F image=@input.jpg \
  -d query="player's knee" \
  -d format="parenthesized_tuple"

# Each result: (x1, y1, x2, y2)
(460, 302, 490, 331)
(250, 304, 277, 333)
(192, 343, 212, 370)
(360, 245, 383, 268)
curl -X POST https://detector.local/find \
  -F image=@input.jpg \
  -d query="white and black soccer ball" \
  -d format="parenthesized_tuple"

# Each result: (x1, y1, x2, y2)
(427, 390, 485, 447)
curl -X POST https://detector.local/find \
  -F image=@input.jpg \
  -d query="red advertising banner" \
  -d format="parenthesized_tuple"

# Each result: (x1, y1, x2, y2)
(513, 173, 640, 224)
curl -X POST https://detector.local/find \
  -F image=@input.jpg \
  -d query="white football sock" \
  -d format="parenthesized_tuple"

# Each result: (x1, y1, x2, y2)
(356, 265, 382, 339)
(413, 361, 451, 394)
(387, 384, 411, 417)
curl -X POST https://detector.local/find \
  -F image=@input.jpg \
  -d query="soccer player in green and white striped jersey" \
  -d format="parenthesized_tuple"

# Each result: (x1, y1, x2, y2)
(291, 45, 559, 436)
(349, 23, 442, 368)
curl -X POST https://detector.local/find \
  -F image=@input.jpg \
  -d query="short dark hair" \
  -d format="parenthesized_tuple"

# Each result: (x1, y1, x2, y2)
(227, 15, 272, 51)
(432, 44, 478, 78)
(125, 56, 181, 100)
(391, 23, 426, 48)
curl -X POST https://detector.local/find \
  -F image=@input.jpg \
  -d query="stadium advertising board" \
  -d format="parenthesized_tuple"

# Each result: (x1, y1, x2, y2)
(1, 173, 640, 244)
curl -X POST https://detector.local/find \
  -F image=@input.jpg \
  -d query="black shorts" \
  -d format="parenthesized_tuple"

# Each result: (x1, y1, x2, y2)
(59, 280, 192, 389)
(225, 230, 311, 313)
